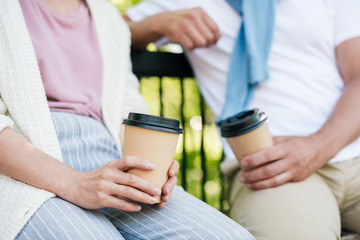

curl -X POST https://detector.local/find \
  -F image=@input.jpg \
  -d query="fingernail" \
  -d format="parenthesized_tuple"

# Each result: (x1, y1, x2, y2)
(154, 187, 161, 195)
(147, 162, 155, 169)
(135, 205, 142, 211)
(149, 196, 157, 204)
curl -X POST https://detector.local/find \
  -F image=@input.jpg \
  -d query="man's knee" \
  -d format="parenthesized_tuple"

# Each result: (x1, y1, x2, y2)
(229, 175, 341, 240)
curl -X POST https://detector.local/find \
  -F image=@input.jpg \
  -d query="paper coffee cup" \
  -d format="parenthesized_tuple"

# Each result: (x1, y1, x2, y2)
(220, 109, 273, 169)
(122, 112, 183, 203)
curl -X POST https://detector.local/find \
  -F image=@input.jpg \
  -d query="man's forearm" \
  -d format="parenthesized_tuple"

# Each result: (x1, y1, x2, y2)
(0, 128, 77, 199)
(123, 13, 164, 49)
(311, 77, 360, 161)
(310, 36, 360, 163)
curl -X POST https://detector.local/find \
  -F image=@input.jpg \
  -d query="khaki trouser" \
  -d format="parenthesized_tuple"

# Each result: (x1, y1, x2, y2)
(227, 157, 360, 240)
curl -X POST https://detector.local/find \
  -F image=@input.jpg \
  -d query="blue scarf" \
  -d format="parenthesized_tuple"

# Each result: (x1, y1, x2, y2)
(220, 0, 276, 121)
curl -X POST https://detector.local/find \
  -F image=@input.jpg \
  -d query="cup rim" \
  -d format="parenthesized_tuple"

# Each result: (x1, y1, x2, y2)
(220, 109, 268, 137)
(123, 112, 183, 134)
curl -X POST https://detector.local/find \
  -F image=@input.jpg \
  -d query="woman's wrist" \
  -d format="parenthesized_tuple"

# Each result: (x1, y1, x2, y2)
(51, 165, 82, 202)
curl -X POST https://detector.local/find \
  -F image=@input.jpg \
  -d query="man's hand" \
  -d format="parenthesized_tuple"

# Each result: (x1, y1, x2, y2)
(159, 7, 221, 50)
(238, 37, 360, 191)
(238, 135, 331, 190)
(124, 7, 221, 50)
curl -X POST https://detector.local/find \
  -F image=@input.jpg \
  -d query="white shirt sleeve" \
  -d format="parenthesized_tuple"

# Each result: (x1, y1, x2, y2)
(334, 0, 360, 46)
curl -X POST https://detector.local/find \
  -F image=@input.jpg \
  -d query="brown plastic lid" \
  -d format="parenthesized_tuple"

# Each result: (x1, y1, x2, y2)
(123, 112, 183, 134)
(220, 108, 268, 137)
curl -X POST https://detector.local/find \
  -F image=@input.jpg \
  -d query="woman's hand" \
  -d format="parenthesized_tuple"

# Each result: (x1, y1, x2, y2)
(67, 156, 162, 212)
(158, 160, 180, 208)
(238, 135, 332, 190)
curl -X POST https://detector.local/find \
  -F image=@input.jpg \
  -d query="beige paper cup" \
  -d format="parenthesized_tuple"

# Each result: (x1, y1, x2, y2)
(221, 109, 273, 169)
(123, 113, 182, 203)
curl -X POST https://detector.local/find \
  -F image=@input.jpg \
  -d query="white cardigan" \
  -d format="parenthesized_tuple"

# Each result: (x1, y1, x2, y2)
(0, 0, 148, 239)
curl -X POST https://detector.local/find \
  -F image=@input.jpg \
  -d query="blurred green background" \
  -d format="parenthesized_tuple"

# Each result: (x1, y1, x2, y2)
(109, 0, 141, 13)
(109, 0, 226, 211)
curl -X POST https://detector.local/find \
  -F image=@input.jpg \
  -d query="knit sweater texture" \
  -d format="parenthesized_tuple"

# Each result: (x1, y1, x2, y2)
(0, 0, 148, 239)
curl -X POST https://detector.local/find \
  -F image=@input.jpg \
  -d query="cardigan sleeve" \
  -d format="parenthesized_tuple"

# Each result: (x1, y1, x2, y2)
(122, 71, 150, 120)
(116, 9, 150, 119)
(0, 97, 14, 132)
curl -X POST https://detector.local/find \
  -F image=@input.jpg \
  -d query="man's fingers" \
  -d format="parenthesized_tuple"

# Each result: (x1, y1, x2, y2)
(179, 34, 196, 50)
(273, 136, 291, 145)
(200, 9, 221, 42)
(242, 145, 286, 170)
(184, 23, 208, 48)
(190, 7, 220, 45)
(195, 18, 219, 46)
(178, 7, 220, 49)
(239, 158, 290, 184)
(245, 171, 292, 190)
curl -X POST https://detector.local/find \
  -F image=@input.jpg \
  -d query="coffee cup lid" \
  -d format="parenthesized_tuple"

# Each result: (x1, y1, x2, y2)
(123, 112, 183, 134)
(220, 108, 268, 137)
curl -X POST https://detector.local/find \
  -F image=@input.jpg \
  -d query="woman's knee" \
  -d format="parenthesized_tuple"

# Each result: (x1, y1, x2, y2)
(17, 197, 123, 240)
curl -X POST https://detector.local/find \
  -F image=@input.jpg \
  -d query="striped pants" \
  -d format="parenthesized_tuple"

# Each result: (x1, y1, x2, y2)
(16, 112, 254, 240)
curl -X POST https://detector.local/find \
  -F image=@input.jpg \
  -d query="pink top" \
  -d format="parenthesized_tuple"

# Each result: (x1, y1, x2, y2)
(19, 0, 103, 122)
